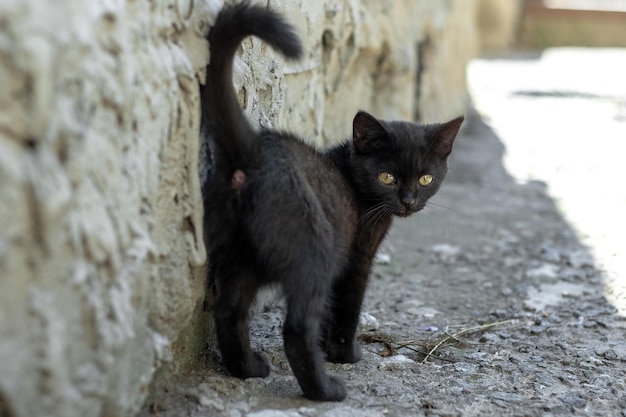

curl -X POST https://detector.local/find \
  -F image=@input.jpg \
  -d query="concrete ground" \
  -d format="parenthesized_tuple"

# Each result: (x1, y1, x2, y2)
(140, 48, 626, 417)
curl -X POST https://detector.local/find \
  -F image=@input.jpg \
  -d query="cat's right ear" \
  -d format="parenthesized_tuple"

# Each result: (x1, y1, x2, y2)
(352, 111, 388, 154)
(430, 115, 464, 159)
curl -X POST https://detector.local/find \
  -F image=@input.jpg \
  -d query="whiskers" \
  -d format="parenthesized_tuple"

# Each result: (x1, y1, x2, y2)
(358, 201, 395, 228)
(418, 201, 464, 239)
(356, 199, 463, 240)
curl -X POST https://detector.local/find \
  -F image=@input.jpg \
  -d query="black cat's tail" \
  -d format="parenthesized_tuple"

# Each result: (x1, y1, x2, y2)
(202, 1, 302, 173)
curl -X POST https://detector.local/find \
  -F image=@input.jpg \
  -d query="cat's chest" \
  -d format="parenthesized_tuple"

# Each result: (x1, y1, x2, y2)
(354, 209, 393, 255)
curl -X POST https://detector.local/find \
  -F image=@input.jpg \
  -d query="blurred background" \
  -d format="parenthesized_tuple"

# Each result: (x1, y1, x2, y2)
(472, 0, 626, 312)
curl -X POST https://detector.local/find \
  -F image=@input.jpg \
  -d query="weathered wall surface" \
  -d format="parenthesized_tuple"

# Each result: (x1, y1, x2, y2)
(477, 0, 523, 53)
(0, 0, 215, 416)
(0, 1, 478, 416)
(519, 2, 626, 48)
(231, 0, 478, 147)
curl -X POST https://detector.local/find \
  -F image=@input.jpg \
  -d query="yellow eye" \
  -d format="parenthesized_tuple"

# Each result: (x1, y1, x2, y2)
(419, 174, 433, 186)
(379, 172, 396, 185)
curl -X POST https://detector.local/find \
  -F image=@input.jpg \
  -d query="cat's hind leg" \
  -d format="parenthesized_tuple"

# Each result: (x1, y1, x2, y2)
(282, 276, 347, 401)
(213, 265, 270, 379)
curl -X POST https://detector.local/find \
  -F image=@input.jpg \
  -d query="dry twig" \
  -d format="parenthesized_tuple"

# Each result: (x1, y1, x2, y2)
(421, 319, 515, 363)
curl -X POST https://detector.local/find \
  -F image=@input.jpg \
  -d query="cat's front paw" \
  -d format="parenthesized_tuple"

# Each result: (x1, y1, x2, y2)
(243, 352, 271, 378)
(303, 376, 347, 402)
(225, 352, 270, 379)
(325, 339, 362, 364)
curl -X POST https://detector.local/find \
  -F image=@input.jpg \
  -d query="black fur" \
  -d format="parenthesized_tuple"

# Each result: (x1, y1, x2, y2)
(201, 1, 464, 402)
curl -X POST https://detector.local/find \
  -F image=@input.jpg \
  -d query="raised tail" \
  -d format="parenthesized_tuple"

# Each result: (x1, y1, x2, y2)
(201, 1, 302, 173)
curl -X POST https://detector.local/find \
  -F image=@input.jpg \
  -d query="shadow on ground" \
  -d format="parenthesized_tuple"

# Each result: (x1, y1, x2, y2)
(141, 111, 626, 417)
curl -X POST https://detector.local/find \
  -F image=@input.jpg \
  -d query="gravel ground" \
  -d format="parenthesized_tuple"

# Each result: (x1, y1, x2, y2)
(141, 48, 626, 417)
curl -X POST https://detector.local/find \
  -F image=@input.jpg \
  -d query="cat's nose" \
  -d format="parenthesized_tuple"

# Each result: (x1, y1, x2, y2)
(401, 197, 416, 207)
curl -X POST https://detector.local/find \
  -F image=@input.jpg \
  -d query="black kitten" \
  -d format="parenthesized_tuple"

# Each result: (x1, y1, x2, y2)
(201, 1, 463, 402)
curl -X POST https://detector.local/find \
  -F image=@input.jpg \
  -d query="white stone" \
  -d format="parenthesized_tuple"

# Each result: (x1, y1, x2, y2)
(375, 252, 392, 265)
(431, 243, 462, 256)
(359, 312, 380, 331)
(526, 264, 560, 279)
(378, 354, 416, 371)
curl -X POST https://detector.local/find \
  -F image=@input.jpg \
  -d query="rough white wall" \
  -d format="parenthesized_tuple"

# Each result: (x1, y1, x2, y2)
(231, 0, 477, 147)
(0, 0, 478, 416)
(0, 0, 216, 416)
(477, 0, 523, 52)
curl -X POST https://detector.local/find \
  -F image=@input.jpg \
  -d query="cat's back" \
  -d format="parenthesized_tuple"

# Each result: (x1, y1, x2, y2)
(258, 132, 343, 187)
(255, 131, 354, 208)
(246, 131, 357, 246)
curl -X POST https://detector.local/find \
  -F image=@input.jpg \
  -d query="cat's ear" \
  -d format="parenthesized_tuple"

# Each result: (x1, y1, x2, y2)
(431, 115, 464, 159)
(352, 111, 388, 154)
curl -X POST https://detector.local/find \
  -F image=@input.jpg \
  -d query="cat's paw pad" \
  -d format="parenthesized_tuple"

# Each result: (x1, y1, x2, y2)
(304, 376, 347, 402)
(325, 340, 362, 364)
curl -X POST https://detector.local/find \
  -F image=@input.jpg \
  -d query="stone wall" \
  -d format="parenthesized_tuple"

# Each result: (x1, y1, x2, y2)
(0, 0, 215, 415)
(477, 0, 523, 53)
(233, 0, 477, 146)
(519, 1, 626, 48)
(0, 1, 479, 416)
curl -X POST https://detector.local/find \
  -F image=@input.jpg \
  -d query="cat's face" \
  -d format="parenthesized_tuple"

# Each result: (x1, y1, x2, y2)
(350, 112, 463, 218)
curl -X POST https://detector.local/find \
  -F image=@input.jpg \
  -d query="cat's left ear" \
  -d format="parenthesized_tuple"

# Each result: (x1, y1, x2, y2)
(352, 111, 388, 154)
(431, 115, 464, 159)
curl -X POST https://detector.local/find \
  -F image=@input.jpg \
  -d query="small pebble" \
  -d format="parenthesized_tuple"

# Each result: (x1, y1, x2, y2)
(559, 393, 587, 408)
(375, 252, 391, 265)
(490, 391, 523, 403)
(378, 355, 415, 371)
(359, 312, 380, 331)
(526, 264, 559, 279)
